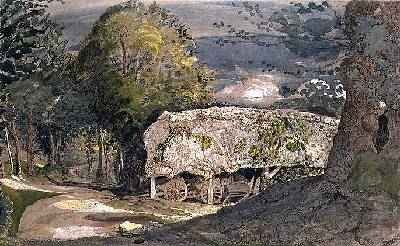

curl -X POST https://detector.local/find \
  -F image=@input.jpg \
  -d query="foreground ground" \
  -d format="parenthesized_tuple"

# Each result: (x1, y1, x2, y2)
(0, 178, 221, 245)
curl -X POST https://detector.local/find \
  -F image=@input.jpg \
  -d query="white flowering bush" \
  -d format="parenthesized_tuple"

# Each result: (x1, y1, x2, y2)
(300, 79, 345, 116)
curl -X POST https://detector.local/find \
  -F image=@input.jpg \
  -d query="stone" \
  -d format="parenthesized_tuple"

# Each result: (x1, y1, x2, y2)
(52, 226, 107, 240)
(118, 221, 143, 237)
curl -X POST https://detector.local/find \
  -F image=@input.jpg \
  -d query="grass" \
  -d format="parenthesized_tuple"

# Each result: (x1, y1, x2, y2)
(1, 185, 59, 236)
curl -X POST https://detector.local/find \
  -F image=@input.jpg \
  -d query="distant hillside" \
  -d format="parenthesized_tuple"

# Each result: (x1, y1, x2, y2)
(49, 0, 350, 107)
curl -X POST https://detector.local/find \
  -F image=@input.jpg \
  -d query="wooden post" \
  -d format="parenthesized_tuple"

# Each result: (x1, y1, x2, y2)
(254, 176, 261, 195)
(248, 175, 256, 196)
(150, 176, 157, 199)
(207, 176, 214, 205)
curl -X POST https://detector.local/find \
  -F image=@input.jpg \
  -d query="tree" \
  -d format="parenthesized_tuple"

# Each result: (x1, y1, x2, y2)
(155, 1, 400, 245)
(78, 0, 212, 188)
(0, 0, 66, 176)
(0, 0, 63, 84)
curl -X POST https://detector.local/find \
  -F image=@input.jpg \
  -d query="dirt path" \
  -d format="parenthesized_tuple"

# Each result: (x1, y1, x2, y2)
(11, 180, 220, 243)
(18, 187, 120, 240)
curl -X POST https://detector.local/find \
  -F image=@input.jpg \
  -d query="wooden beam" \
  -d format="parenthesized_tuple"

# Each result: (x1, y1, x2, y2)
(248, 175, 256, 196)
(207, 177, 214, 205)
(150, 177, 157, 199)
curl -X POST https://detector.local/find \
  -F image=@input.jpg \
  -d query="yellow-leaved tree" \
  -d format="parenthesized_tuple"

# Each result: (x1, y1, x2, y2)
(77, 0, 213, 189)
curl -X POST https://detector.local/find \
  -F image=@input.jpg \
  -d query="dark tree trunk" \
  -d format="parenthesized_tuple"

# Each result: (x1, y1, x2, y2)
(96, 128, 104, 183)
(104, 144, 110, 183)
(56, 133, 61, 164)
(120, 132, 147, 192)
(4, 126, 13, 176)
(57, 132, 67, 176)
(26, 109, 34, 176)
(86, 144, 93, 174)
(10, 121, 21, 176)
(48, 129, 56, 167)
(325, 87, 381, 184)
(120, 38, 128, 76)
(118, 143, 124, 183)
(85, 133, 94, 175)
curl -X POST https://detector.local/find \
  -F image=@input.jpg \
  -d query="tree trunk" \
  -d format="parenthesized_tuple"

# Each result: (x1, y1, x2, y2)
(104, 144, 111, 183)
(56, 132, 62, 166)
(48, 129, 56, 167)
(86, 146, 93, 175)
(120, 37, 128, 76)
(10, 121, 21, 176)
(134, 51, 142, 81)
(118, 143, 124, 182)
(96, 128, 104, 183)
(26, 109, 34, 176)
(85, 135, 94, 175)
(4, 126, 14, 176)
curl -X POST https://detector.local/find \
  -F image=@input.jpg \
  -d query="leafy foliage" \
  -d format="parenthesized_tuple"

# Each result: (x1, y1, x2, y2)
(249, 117, 309, 162)
(77, 0, 212, 188)
(0, 0, 65, 85)
(300, 78, 346, 115)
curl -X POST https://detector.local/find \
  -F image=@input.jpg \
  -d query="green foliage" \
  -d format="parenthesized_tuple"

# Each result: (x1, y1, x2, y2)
(1, 185, 58, 235)
(33, 162, 58, 177)
(0, 192, 12, 238)
(234, 138, 247, 153)
(0, 0, 65, 85)
(2, 162, 12, 178)
(76, 1, 212, 187)
(249, 117, 310, 162)
(192, 133, 213, 151)
(0, 0, 72, 178)
(248, 145, 262, 159)
(79, 0, 211, 128)
(260, 118, 286, 158)
(285, 140, 305, 152)
(300, 79, 345, 117)
(351, 152, 400, 201)
(155, 124, 192, 163)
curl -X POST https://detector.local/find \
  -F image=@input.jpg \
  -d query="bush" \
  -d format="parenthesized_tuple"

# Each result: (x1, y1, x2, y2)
(300, 78, 345, 116)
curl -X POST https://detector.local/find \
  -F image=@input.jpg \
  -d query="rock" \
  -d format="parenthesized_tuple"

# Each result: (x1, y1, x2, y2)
(119, 220, 164, 239)
(52, 226, 108, 240)
(144, 106, 339, 179)
(119, 221, 143, 237)
(133, 237, 145, 244)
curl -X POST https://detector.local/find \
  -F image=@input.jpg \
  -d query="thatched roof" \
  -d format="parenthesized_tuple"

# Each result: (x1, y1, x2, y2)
(144, 107, 339, 178)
